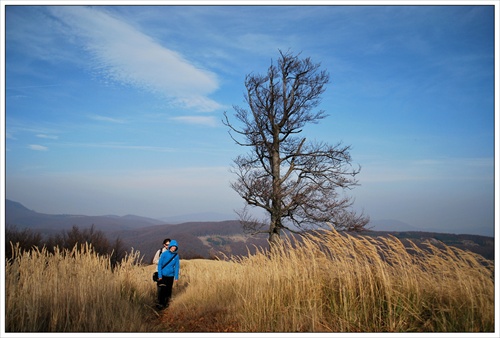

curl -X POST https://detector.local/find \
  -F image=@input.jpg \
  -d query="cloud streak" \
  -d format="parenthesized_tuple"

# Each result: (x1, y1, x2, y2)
(36, 134, 59, 140)
(49, 6, 221, 112)
(88, 115, 126, 124)
(59, 142, 176, 153)
(29, 144, 48, 151)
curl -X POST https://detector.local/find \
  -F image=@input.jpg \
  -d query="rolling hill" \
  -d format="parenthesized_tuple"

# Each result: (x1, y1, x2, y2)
(4, 199, 495, 261)
(111, 220, 269, 262)
(5, 199, 163, 233)
(4, 199, 267, 260)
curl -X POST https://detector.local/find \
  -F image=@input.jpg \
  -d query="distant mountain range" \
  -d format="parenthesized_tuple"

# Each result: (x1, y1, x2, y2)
(5, 199, 163, 233)
(4, 199, 495, 261)
(4, 199, 267, 260)
(159, 212, 237, 223)
(368, 219, 494, 238)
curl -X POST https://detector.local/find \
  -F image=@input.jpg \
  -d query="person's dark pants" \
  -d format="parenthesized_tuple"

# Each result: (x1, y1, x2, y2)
(157, 276, 174, 308)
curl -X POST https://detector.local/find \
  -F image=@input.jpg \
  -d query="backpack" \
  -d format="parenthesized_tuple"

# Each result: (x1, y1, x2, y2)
(152, 247, 164, 264)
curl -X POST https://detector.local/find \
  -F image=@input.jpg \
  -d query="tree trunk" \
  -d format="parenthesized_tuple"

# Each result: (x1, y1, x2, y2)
(268, 225, 282, 250)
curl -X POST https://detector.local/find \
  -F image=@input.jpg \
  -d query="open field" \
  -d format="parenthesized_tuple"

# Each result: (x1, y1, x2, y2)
(4, 229, 495, 333)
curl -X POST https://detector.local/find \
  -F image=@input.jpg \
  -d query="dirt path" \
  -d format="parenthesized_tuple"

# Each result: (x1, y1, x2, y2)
(156, 306, 240, 332)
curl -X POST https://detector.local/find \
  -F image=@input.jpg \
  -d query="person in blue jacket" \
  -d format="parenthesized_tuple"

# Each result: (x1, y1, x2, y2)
(156, 239, 180, 310)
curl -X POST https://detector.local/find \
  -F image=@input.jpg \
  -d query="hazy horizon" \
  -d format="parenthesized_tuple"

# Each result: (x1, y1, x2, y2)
(5, 197, 493, 237)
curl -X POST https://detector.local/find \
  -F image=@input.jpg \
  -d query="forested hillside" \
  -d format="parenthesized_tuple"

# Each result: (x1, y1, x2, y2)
(111, 220, 268, 261)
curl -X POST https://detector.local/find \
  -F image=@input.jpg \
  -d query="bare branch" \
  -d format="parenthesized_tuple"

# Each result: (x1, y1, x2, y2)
(224, 50, 369, 246)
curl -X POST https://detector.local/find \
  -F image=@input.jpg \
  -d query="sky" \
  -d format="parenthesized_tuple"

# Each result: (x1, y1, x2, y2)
(1, 2, 498, 237)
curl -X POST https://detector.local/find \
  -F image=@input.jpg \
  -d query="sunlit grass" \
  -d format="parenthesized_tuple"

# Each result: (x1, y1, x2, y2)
(5, 229, 495, 332)
(5, 243, 158, 332)
(170, 230, 494, 332)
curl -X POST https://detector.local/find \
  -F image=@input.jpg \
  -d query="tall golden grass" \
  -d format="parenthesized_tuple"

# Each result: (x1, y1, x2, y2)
(5, 243, 159, 332)
(4, 229, 495, 332)
(172, 230, 495, 332)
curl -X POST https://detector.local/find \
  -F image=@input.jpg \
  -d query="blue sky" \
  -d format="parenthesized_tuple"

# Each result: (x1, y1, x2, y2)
(2, 3, 497, 236)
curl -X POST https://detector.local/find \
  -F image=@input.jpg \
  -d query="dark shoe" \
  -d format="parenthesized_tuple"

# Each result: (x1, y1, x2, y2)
(155, 304, 165, 311)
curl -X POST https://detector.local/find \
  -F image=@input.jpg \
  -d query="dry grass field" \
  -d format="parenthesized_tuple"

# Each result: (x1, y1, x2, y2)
(4, 229, 495, 333)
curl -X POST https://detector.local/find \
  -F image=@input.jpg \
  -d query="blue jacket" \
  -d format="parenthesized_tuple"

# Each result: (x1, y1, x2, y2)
(157, 239, 180, 280)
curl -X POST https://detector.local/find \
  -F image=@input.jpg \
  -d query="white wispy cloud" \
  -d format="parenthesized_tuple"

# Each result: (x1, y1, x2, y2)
(170, 116, 218, 127)
(60, 142, 176, 153)
(36, 134, 59, 140)
(29, 144, 48, 151)
(49, 6, 221, 112)
(88, 115, 126, 124)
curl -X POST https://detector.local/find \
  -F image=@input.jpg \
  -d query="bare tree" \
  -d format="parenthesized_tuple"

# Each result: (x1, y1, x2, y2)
(223, 50, 369, 246)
